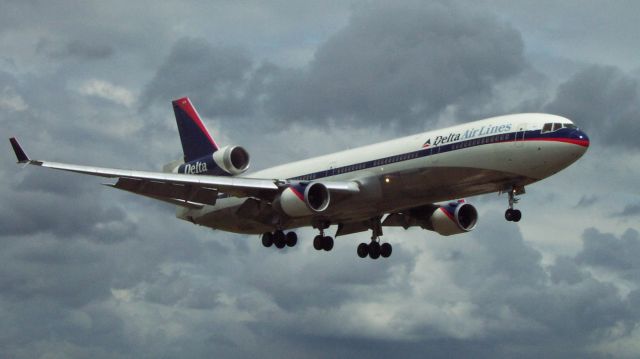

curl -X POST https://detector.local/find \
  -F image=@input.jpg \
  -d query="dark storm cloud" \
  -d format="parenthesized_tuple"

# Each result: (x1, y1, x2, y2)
(545, 65, 640, 149)
(575, 194, 599, 208)
(577, 228, 640, 275)
(139, 2, 527, 130)
(266, 2, 526, 127)
(140, 37, 257, 117)
(435, 215, 637, 354)
(0, 237, 114, 307)
(616, 203, 640, 217)
(37, 39, 114, 61)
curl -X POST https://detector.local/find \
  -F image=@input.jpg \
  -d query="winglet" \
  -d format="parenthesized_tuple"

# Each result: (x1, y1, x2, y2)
(9, 137, 30, 163)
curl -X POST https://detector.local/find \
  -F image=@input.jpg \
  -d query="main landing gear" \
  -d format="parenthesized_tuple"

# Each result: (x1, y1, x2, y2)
(262, 230, 298, 249)
(312, 221, 334, 251)
(504, 186, 523, 222)
(357, 218, 392, 259)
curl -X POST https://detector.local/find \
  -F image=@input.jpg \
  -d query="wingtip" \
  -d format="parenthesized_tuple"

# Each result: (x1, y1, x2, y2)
(9, 137, 30, 163)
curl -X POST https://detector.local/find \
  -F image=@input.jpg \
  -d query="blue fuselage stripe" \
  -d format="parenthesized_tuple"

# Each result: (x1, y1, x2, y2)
(287, 128, 576, 182)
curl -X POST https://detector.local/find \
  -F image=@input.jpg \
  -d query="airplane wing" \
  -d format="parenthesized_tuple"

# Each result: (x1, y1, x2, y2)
(9, 138, 360, 208)
(9, 138, 280, 206)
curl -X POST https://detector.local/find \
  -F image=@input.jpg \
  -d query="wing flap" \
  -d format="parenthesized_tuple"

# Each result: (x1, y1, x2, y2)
(111, 178, 220, 206)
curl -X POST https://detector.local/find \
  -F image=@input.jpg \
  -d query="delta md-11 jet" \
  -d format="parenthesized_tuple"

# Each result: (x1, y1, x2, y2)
(10, 97, 589, 259)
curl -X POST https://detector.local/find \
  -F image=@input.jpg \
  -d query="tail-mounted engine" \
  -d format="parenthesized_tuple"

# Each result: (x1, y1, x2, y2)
(274, 182, 331, 217)
(212, 145, 250, 175)
(175, 145, 250, 176)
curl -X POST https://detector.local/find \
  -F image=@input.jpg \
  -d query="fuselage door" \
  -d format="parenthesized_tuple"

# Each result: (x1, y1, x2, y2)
(515, 123, 528, 147)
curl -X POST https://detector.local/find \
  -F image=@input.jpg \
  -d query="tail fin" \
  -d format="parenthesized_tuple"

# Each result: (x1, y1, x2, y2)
(172, 97, 219, 162)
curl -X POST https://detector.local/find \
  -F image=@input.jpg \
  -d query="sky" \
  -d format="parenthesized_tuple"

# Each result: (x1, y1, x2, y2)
(1, 0, 640, 358)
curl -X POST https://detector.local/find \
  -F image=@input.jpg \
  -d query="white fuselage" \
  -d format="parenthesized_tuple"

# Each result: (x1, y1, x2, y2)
(179, 113, 589, 234)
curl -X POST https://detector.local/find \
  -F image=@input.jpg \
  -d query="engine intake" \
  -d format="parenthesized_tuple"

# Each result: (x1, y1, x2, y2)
(212, 145, 250, 175)
(429, 202, 478, 236)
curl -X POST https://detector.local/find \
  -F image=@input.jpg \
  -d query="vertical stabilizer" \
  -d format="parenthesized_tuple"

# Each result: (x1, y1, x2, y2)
(172, 97, 219, 162)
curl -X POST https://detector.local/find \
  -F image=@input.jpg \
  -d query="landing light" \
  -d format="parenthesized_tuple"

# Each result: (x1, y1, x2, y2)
(385, 177, 391, 183)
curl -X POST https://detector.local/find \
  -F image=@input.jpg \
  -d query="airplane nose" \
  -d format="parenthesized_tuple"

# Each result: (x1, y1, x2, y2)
(570, 129, 590, 148)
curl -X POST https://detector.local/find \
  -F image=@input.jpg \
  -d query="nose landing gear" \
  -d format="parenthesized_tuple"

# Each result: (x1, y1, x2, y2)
(504, 186, 524, 222)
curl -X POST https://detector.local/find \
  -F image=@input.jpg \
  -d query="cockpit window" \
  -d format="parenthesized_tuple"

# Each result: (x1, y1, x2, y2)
(542, 122, 577, 133)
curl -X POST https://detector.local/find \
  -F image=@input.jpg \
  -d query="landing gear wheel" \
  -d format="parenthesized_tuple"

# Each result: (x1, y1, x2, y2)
(505, 209, 514, 222)
(313, 235, 323, 251)
(274, 230, 286, 249)
(285, 232, 298, 247)
(322, 236, 334, 251)
(369, 241, 381, 259)
(261, 232, 273, 248)
(505, 209, 522, 222)
(357, 243, 369, 258)
(380, 243, 392, 258)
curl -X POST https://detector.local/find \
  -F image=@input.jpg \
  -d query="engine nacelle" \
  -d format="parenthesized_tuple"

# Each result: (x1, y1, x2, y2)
(274, 182, 331, 217)
(212, 145, 250, 175)
(428, 202, 478, 236)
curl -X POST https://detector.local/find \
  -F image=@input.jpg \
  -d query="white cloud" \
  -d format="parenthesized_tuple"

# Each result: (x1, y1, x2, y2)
(78, 79, 135, 107)
(0, 86, 27, 111)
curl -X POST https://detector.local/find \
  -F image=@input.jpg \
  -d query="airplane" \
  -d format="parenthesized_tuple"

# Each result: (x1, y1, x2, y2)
(9, 97, 589, 259)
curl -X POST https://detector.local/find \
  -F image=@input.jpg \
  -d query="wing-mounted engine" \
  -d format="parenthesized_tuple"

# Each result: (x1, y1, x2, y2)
(383, 201, 478, 236)
(273, 181, 359, 218)
(212, 145, 250, 175)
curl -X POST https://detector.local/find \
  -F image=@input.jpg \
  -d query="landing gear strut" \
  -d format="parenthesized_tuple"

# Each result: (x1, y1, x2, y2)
(357, 217, 392, 259)
(504, 186, 523, 222)
(312, 221, 334, 251)
(261, 230, 298, 249)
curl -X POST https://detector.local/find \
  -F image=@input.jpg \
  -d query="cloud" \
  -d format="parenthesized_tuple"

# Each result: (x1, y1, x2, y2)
(575, 195, 599, 208)
(139, 37, 257, 117)
(616, 203, 640, 217)
(265, 2, 526, 128)
(577, 228, 640, 276)
(78, 79, 135, 107)
(37, 39, 114, 61)
(0, 85, 27, 111)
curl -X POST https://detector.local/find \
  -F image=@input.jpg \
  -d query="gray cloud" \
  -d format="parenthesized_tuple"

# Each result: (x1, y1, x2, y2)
(266, 2, 526, 128)
(37, 39, 114, 61)
(575, 195, 599, 208)
(140, 38, 257, 117)
(616, 203, 640, 217)
(577, 228, 640, 277)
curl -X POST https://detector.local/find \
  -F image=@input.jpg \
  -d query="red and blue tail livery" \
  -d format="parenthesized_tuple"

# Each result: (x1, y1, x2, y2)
(172, 97, 219, 163)
(172, 97, 250, 176)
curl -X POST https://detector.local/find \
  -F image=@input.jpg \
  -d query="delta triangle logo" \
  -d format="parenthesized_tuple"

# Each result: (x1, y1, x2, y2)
(422, 139, 431, 148)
